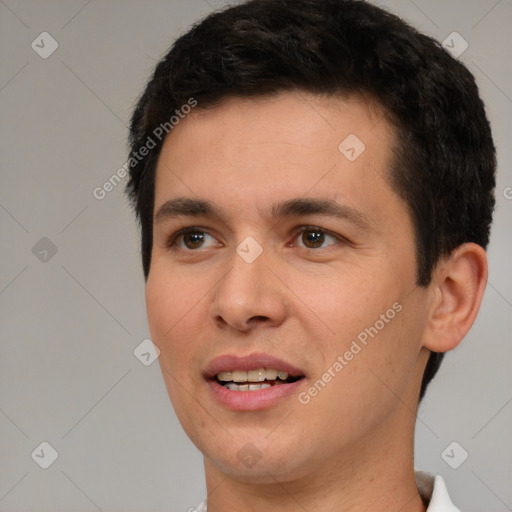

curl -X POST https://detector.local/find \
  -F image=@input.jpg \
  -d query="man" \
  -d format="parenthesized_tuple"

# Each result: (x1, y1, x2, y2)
(125, 0, 496, 510)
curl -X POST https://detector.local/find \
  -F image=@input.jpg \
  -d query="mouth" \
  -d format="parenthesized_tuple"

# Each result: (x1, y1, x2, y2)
(214, 367, 304, 391)
(203, 353, 306, 410)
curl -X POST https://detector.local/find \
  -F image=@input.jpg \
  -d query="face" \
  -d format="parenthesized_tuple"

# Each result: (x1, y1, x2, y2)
(146, 92, 431, 483)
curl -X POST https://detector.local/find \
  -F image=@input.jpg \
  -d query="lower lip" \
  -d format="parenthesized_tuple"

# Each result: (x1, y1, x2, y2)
(206, 379, 305, 411)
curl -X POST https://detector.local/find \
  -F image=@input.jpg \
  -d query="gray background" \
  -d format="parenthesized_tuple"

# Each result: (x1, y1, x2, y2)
(0, 0, 511, 511)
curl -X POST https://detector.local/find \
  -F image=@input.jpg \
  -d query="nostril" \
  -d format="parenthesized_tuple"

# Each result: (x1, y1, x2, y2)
(249, 315, 271, 323)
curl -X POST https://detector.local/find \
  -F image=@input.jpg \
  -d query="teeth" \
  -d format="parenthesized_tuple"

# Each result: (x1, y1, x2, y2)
(248, 368, 266, 382)
(249, 383, 269, 391)
(265, 368, 278, 380)
(231, 370, 248, 382)
(217, 371, 232, 381)
(217, 368, 290, 383)
(225, 382, 272, 391)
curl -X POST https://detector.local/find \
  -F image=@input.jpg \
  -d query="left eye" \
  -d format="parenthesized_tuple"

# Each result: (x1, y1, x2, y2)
(294, 228, 339, 249)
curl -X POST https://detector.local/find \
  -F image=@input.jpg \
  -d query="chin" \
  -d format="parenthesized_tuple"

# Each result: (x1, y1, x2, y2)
(199, 431, 316, 484)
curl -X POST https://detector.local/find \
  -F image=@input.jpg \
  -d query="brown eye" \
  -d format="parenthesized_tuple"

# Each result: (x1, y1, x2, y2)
(182, 231, 206, 249)
(293, 227, 341, 250)
(166, 228, 221, 251)
(301, 230, 326, 248)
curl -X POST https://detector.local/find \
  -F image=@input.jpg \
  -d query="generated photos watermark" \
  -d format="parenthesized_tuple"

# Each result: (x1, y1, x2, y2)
(93, 98, 198, 200)
(298, 302, 403, 405)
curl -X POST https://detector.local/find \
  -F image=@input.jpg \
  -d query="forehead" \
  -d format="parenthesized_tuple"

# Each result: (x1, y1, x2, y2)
(153, 91, 398, 217)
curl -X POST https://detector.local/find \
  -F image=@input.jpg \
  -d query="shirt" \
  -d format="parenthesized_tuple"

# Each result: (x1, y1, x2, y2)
(417, 471, 461, 511)
(194, 471, 460, 511)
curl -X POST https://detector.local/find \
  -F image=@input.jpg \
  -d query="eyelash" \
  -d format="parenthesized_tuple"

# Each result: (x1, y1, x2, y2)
(165, 228, 219, 250)
(165, 226, 346, 251)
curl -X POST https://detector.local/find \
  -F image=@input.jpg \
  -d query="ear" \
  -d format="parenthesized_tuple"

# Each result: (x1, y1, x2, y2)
(422, 243, 488, 352)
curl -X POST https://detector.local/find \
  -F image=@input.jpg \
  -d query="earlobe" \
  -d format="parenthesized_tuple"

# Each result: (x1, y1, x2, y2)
(422, 243, 488, 353)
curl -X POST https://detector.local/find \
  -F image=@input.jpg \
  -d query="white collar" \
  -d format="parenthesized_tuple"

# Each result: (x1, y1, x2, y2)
(195, 471, 460, 511)
(417, 471, 460, 511)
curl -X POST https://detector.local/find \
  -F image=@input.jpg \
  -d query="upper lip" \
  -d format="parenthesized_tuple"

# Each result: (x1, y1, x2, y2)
(203, 352, 306, 380)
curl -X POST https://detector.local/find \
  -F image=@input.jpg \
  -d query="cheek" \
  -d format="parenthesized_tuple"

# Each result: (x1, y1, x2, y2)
(145, 269, 207, 416)
(145, 271, 174, 341)
(146, 261, 202, 336)
(317, 295, 426, 423)
(292, 264, 421, 399)
(289, 263, 396, 343)
(145, 266, 205, 371)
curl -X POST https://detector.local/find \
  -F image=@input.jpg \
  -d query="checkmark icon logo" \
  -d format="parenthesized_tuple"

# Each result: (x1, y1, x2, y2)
(31, 32, 58, 59)
(31, 441, 58, 469)
(441, 441, 468, 469)
(236, 236, 263, 263)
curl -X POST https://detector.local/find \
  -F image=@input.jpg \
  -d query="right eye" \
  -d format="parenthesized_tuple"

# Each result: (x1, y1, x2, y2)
(166, 228, 221, 250)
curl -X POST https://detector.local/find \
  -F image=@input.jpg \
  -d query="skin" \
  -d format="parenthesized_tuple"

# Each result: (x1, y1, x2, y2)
(145, 91, 488, 511)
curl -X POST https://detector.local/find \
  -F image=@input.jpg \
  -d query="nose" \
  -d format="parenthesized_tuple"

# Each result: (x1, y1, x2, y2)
(210, 246, 288, 333)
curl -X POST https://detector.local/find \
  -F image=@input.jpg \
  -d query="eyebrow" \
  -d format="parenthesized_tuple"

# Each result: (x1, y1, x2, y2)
(269, 198, 373, 231)
(155, 197, 221, 223)
(154, 197, 373, 231)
